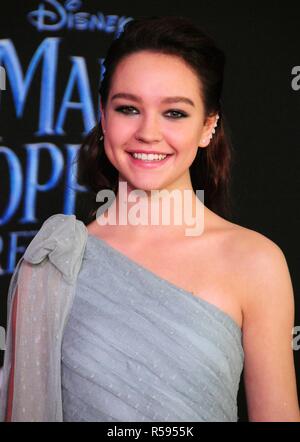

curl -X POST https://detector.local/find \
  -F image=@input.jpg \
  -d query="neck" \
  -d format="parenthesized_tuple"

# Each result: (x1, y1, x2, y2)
(96, 178, 206, 239)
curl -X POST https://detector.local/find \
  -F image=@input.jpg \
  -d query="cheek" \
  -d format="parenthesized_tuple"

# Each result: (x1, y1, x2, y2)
(171, 135, 200, 163)
(107, 114, 134, 141)
(164, 122, 200, 148)
(166, 132, 198, 155)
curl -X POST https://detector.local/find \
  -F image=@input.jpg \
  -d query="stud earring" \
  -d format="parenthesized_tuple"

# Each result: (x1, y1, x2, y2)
(99, 129, 105, 141)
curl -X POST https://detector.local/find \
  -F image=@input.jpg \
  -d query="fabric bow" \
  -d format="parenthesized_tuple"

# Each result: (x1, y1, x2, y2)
(23, 213, 88, 284)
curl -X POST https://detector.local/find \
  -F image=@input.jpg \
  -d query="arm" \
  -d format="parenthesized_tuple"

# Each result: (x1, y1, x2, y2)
(241, 239, 300, 421)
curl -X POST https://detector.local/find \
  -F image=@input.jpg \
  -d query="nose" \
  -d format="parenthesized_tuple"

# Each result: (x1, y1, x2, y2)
(134, 114, 162, 144)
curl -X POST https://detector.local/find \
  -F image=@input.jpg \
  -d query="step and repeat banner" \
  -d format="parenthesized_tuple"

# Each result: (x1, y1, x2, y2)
(0, 0, 299, 422)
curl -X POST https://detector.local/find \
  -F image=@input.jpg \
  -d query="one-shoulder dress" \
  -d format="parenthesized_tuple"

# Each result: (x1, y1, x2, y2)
(61, 235, 244, 422)
(0, 214, 244, 422)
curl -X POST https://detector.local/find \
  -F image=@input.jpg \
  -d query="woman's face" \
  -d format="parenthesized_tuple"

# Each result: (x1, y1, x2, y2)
(100, 50, 214, 193)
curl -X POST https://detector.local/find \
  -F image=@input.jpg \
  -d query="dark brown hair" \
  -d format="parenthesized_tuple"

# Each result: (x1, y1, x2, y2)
(77, 15, 234, 222)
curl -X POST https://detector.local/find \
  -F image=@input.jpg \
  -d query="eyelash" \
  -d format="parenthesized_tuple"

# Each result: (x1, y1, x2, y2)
(114, 105, 188, 119)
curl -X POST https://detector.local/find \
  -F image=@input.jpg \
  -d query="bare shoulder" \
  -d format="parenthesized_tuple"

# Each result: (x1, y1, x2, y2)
(221, 221, 299, 420)
(222, 218, 285, 258)
(222, 220, 293, 308)
(206, 210, 295, 321)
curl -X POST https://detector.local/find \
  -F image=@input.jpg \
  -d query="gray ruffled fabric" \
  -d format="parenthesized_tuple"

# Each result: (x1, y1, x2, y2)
(61, 234, 244, 422)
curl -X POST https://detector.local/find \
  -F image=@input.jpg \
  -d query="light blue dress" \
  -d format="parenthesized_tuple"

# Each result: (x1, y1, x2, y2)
(61, 234, 244, 422)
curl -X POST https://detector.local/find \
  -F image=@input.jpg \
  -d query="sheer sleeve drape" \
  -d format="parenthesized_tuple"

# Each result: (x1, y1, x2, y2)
(0, 214, 87, 421)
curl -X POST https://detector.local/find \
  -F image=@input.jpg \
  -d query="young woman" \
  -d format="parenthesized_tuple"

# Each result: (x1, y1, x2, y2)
(1, 16, 299, 422)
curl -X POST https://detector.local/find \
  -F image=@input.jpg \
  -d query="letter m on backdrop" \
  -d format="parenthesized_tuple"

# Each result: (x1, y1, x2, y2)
(0, 38, 60, 134)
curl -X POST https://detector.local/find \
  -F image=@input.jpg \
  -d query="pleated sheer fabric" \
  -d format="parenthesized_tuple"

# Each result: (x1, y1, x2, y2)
(61, 235, 244, 422)
(0, 214, 87, 422)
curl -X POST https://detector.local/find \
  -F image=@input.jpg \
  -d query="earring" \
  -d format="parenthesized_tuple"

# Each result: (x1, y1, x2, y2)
(211, 114, 220, 136)
(200, 114, 220, 145)
(207, 114, 220, 143)
(99, 128, 105, 141)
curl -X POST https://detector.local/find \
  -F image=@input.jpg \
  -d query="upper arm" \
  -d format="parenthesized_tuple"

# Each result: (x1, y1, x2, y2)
(5, 287, 18, 422)
(240, 236, 300, 421)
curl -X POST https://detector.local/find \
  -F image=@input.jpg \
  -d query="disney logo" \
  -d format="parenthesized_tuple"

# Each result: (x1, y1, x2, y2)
(27, 0, 132, 34)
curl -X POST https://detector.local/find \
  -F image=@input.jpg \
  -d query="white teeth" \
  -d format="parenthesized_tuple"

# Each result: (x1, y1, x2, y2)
(131, 152, 167, 161)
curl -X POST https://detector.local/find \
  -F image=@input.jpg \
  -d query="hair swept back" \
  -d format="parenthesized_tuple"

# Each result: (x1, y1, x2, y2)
(77, 15, 235, 222)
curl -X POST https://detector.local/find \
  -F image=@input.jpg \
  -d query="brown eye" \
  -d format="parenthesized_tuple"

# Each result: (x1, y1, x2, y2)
(165, 110, 188, 119)
(115, 106, 138, 114)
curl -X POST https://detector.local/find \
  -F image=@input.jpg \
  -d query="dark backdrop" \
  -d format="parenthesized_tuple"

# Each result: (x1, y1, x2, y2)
(0, 0, 299, 422)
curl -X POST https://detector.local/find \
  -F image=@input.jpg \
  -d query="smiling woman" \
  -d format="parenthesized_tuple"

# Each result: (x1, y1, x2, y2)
(1, 15, 299, 423)
(78, 16, 231, 223)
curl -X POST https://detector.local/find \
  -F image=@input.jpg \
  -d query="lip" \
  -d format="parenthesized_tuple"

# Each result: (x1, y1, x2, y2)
(126, 151, 174, 169)
(126, 150, 173, 155)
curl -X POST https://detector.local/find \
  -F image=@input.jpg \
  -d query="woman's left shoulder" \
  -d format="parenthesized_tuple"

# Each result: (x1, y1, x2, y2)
(224, 220, 288, 270)
(223, 221, 294, 315)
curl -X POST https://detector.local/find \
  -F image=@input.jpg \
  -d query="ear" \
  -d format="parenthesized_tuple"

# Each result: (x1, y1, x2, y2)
(198, 114, 219, 148)
(99, 99, 106, 133)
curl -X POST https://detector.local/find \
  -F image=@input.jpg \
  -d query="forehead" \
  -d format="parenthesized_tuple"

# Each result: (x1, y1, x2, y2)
(109, 51, 203, 105)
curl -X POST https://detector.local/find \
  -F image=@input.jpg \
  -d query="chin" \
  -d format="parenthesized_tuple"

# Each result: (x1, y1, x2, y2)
(122, 177, 167, 193)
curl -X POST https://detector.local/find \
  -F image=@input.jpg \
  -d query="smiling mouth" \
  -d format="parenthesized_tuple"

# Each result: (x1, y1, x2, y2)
(126, 151, 174, 168)
(127, 152, 173, 161)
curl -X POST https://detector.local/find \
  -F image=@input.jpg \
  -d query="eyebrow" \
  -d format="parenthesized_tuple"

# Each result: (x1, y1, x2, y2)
(111, 92, 195, 107)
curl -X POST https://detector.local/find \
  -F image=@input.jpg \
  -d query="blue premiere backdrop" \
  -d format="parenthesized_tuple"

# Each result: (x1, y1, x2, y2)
(0, 0, 132, 273)
(0, 0, 299, 422)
